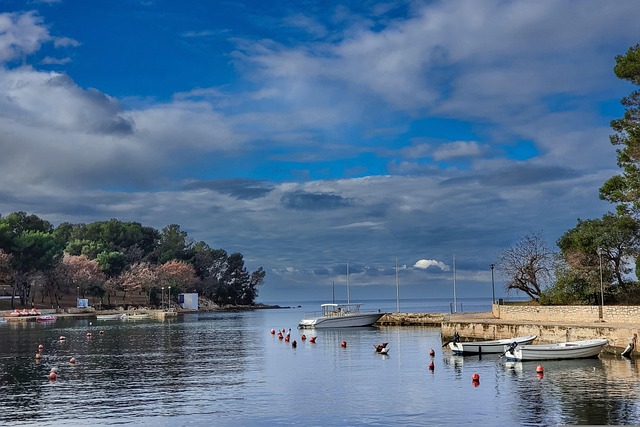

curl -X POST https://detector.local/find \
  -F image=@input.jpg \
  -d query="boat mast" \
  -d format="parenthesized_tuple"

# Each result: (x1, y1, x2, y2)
(395, 257, 399, 313)
(346, 261, 350, 304)
(332, 281, 335, 304)
(453, 254, 457, 313)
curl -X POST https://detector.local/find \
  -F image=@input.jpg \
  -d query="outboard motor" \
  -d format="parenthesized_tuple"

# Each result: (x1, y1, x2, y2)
(622, 334, 637, 358)
(453, 331, 460, 343)
(503, 341, 518, 357)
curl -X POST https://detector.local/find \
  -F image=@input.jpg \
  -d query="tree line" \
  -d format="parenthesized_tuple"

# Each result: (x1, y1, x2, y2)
(0, 214, 265, 309)
(499, 43, 640, 305)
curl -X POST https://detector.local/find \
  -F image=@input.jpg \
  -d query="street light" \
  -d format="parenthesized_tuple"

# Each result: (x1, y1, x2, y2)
(597, 248, 604, 320)
(167, 286, 171, 310)
(161, 287, 164, 311)
(490, 264, 495, 304)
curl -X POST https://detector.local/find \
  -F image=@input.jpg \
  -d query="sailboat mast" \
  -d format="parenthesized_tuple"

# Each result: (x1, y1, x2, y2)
(395, 257, 399, 313)
(453, 254, 457, 313)
(346, 261, 350, 304)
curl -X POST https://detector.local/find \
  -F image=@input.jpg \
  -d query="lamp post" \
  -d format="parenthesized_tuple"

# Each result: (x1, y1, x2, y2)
(597, 248, 604, 320)
(161, 287, 164, 311)
(167, 286, 171, 310)
(490, 264, 495, 304)
(76, 286, 79, 307)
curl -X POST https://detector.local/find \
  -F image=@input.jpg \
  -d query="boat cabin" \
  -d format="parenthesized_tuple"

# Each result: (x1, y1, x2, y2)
(321, 303, 363, 317)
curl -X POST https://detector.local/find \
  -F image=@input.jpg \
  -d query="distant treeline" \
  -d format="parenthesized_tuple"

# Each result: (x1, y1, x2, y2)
(0, 212, 265, 308)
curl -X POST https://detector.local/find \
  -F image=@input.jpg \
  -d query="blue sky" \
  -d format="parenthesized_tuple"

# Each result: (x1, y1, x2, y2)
(0, 0, 639, 305)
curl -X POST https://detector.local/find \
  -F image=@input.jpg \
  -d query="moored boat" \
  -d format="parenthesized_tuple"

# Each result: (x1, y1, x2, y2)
(503, 338, 608, 361)
(96, 313, 128, 321)
(128, 313, 151, 320)
(298, 303, 385, 329)
(448, 335, 537, 355)
(36, 315, 58, 323)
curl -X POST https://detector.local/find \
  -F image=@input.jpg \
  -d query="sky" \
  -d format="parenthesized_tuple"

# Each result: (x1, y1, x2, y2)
(0, 0, 639, 305)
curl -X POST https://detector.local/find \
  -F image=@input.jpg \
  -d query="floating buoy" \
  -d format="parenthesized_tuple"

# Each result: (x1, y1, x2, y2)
(292, 340, 297, 348)
(341, 341, 347, 348)
(472, 373, 480, 381)
(309, 337, 317, 343)
(38, 344, 44, 351)
(99, 330, 104, 335)
(301, 334, 306, 340)
(277, 332, 283, 340)
(35, 352, 41, 360)
(428, 361, 434, 370)
(536, 365, 544, 374)
(285, 335, 290, 342)
(69, 357, 76, 364)
(48, 371, 57, 381)
(429, 348, 435, 358)
(59, 336, 66, 341)
(270, 329, 275, 335)
(86, 332, 92, 338)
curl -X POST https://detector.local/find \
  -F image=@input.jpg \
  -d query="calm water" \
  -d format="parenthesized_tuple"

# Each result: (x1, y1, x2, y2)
(1, 299, 639, 426)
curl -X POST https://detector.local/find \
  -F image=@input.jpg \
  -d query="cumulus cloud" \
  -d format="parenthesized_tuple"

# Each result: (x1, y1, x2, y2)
(413, 259, 450, 271)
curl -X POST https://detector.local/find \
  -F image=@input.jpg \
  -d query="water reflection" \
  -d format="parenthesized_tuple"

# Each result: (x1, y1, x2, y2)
(1, 312, 639, 426)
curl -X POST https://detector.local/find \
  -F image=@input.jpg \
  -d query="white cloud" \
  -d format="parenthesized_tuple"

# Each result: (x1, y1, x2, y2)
(413, 259, 450, 271)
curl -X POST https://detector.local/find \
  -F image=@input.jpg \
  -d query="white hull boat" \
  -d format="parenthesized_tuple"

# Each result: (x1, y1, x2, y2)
(504, 338, 608, 361)
(448, 335, 537, 355)
(298, 303, 385, 329)
(96, 313, 128, 321)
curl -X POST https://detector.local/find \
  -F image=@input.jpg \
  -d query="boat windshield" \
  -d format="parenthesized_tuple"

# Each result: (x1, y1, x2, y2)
(321, 303, 363, 317)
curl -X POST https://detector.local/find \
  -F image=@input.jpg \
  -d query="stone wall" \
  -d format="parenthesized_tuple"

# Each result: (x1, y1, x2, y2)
(493, 304, 640, 324)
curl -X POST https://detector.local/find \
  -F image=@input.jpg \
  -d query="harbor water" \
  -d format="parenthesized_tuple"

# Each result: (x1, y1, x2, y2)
(1, 299, 639, 426)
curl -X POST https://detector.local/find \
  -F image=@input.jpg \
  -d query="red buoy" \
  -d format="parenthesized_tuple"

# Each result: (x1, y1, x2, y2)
(48, 371, 57, 381)
(38, 344, 44, 351)
(472, 373, 480, 381)
(341, 341, 347, 348)
(278, 332, 283, 340)
(428, 361, 434, 370)
(69, 357, 76, 364)
(301, 334, 307, 340)
(285, 335, 290, 342)
(270, 329, 275, 334)
(536, 365, 544, 374)
(429, 349, 435, 358)
(309, 337, 317, 343)
(292, 340, 297, 348)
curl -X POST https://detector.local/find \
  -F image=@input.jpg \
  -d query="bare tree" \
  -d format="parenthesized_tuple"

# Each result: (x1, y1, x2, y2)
(499, 231, 554, 301)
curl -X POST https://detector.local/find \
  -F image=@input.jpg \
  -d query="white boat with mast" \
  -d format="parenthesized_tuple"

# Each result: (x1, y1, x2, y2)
(298, 261, 386, 329)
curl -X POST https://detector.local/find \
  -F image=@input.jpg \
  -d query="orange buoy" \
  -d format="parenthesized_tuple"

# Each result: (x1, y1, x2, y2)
(428, 361, 434, 370)
(301, 334, 307, 340)
(536, 365, 544, 374)
(471, 373, 480, 381)
(48, 371, 57, 381)
(341, 341, 347, 348)
(285, 335, 290, 342)
(69, 357, 76, 364)
(270, 329, 276, 334)
(38, 344, 44, 351)
(292, 340, 297, 348)
(429, 348, 435, 358)
(309, 337, 317, 343)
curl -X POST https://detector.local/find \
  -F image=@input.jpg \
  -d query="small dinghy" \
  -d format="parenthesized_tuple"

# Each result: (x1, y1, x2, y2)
(503, 339, 608, 361)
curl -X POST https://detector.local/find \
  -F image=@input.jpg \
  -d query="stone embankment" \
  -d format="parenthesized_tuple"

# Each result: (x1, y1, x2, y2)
(377, 306, 640, 356)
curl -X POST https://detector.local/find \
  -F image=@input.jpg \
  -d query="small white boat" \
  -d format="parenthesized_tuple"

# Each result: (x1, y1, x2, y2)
(503, 338, 608, 361)
(96, 313, 128, 321)
(298, 303, 385, 329)
(127, 313, 151, 320)
(448, 335, 537, 355)
(36, 315, 58, 323)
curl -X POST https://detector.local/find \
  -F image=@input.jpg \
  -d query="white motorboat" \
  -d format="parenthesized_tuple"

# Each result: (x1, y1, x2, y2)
(127, 313, 151, 320)
(298, 303, 385, 329)
(503, 338, 608, 361)
(448, 334, 537, 355)
(96, 313, 128, 321)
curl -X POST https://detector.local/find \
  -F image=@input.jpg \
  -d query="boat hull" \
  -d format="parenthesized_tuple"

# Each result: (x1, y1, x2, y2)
(449, 335, 537, 355)
(298, 312, 385, 329)
(504, 339, 608, 361)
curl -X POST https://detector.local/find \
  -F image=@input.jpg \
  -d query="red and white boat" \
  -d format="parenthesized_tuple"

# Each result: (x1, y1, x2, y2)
(36, 315, 58, 323)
